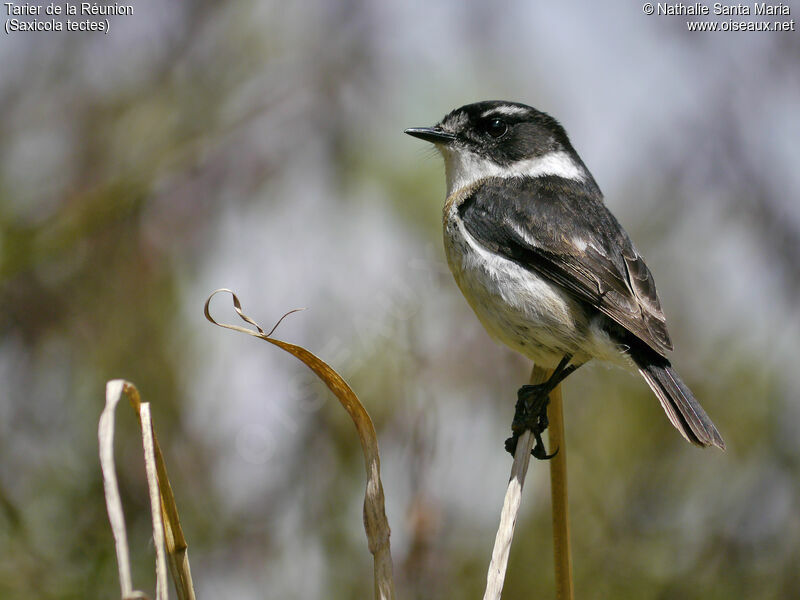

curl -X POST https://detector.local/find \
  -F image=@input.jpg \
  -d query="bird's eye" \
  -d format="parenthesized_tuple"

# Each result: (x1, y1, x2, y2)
(484, 118, 508, 138)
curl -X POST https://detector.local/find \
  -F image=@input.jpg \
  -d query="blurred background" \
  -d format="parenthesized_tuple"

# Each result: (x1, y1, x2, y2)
(1, 1, 799, 598)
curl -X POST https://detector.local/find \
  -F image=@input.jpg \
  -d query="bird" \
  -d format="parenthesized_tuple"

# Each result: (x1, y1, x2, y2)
(405, 100, 724, 458)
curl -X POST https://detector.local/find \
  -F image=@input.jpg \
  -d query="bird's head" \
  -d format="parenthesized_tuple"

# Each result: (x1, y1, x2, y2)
(405, 100, 589, 196)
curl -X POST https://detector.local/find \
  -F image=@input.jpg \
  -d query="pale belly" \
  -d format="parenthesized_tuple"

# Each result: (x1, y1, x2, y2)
(442, 205, 624, 368)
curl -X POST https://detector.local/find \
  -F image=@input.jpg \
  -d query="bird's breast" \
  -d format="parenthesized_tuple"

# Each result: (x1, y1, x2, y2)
(442, 193, 592, 366)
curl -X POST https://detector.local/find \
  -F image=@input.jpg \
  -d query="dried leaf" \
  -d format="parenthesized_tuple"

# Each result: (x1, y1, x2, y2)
(99, 380, 136, 599)
(139, 403, 169, 600)
(126, 383, 196, 600)
(100, 380, 196, 600)
(205, 288, 396, 600)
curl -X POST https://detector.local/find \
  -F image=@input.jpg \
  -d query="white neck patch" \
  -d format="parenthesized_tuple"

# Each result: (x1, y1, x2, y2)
(441, 148, 586, 197)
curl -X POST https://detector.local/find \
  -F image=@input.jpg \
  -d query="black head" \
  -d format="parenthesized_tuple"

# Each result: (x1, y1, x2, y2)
(406, 101, 591, 196)
(405, 100, 577, 166)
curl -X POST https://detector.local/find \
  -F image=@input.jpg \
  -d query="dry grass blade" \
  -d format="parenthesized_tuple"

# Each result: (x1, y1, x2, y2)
(204, 288, 396, 600)
(140, 403, 169, 600)
(125, 382, 197, 600)
(100, 380, 197, 600)
(484, 365, 553, 600)
(99, 380, 137, 599)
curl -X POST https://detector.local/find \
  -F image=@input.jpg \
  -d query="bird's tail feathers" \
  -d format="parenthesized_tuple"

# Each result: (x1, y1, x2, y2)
(633, 354, 725, 450)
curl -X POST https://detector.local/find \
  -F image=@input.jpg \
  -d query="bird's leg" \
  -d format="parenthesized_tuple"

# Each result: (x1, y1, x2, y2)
(505, 355, 579, 459)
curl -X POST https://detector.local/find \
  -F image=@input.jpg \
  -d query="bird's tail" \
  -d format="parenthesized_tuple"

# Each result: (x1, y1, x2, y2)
(632, 351, 725, 450)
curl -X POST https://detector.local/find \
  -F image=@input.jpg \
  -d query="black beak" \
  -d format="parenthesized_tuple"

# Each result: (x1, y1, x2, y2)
(404, 126, 457, 145)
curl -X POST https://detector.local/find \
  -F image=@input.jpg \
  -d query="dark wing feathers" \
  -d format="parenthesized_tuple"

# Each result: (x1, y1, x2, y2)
(459, 177, 673, 356)
(623, 253, 672, 349)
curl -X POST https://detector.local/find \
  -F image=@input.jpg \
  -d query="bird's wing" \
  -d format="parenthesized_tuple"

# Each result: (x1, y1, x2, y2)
(459, 177, 673, 356)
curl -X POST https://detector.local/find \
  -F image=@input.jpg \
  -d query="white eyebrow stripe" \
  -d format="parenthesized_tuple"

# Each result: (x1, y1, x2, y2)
(480, 105, 530, 118)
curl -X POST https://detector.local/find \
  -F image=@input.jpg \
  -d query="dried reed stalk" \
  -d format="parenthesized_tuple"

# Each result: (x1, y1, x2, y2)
(483, 364, 574, 599)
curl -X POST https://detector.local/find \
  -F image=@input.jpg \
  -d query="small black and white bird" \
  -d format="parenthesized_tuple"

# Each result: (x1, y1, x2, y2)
(405, 100, 724, 455)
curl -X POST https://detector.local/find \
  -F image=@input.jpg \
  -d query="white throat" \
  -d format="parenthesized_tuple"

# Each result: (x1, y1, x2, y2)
(441, 148, 586, 197)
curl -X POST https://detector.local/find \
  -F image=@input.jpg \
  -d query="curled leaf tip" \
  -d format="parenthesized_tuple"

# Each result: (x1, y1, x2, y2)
(266, 307, 307, 337)
(204, 288, 304, 339)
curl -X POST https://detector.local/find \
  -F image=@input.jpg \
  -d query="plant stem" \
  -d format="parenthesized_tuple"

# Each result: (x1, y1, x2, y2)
(548, 382, 574, 600)
(483, 365, 550, 600)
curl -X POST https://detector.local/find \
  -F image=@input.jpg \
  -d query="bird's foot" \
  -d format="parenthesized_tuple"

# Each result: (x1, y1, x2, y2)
(504, 383, 558, 460)
(504, 356, 576, 460)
